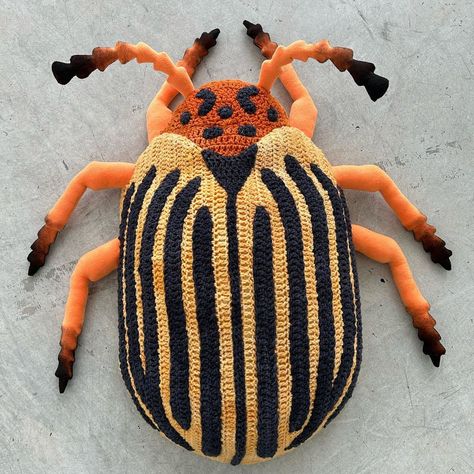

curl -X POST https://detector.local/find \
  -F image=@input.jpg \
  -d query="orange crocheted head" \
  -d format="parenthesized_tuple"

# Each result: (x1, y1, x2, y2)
(166, 80, 288, 154)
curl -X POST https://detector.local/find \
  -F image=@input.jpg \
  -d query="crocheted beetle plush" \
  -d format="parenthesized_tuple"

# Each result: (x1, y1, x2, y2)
(28, 22, 451, 465)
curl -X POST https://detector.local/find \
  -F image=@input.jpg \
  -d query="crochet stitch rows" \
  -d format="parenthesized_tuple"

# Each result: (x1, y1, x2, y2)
(118, 125, 361, 464)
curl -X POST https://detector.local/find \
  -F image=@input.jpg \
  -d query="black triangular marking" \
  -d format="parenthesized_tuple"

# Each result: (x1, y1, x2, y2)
(201, 144, 257, 195)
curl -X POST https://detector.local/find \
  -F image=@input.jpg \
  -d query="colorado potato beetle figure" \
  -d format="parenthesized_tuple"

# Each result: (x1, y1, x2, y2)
(28, 21, 451, 465)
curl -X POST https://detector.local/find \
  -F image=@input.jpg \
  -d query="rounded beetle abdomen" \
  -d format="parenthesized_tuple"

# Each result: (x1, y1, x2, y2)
(118, 127, 362, 464)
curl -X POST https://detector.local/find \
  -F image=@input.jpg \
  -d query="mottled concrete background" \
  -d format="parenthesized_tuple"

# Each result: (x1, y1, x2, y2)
(1, 0, 473, 472)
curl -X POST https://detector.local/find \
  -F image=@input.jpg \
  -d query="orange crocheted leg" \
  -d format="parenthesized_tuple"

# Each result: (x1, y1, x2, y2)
(254, 34, 388, 101)
(333, 164, 452, 270)
(244, 21, 317, 137)
(56, 238, 120, 393)
(280, 65, 318, 137)
(352, 224, 446, 366)
(28, 162, 134, 275)
(147, 29, 220, 142)
(52, 41, 194, 96)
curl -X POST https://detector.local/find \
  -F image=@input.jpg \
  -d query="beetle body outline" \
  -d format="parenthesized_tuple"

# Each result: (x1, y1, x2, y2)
(28, 22, 450, 465)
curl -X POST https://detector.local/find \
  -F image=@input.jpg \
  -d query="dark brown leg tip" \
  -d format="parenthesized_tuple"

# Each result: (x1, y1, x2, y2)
(27, 249, 46, 275)
(424, 345, 445, 368)
(27, 261, 41, 276)
(430, 354, 441, 367)
(365, 73, 389, 101)
(198, 29, 220, 50)
(416, 316, 446, 368)
(208, 28, 220, 40)
(27, 223, 60, 276)
(418, 232, 453, 270)
(438, 257, 452, 271)
(348, 59, 375, 85)
(421, 339, 446, 368)
(242, 20, 277, 59)
(58, 377, 68, 393)
(243, 20, 263, 39)
(27, 245, 44, 275)
(430, 245, 452, 270)
(52, 61, 74, 85)
(55, 363, 72, 393)
(52, 55, 97, 85)
(55, 350, 74, 393)
(348, 59, 389, 101)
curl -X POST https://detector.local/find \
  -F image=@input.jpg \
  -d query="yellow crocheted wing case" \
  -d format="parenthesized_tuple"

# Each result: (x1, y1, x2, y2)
(118, 124, 360, 464)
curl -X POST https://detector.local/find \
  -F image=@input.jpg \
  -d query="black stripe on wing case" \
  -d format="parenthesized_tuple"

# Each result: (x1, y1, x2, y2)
(118, 183, 155, 426)
(325, 189, 362, 426)
(310, 165, 356, 425)
(164, 177, 201, 430)
(253, 206, 279, 459)
(228, 193, 247, 466)
(124, 167, 157, 396)
(284, 156, 335, 448)
(137, 170, 192, 449)
(193, 206, 222, 457)
(261, 168, 310, 433)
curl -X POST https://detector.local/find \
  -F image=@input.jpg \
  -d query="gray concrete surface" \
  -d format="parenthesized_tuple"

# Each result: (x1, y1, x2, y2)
(1, 1, 473, 472)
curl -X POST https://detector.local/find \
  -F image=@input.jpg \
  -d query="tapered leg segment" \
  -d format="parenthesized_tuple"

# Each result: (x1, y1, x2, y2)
(56, 238, 120, 393)
(181, 28, 220, 74)
(333, 164, 452, 270)
(28, 219, 61, 276)
(412, 222, 452, 270)
(52, 42, 194, 96)
(243, 20, 277, 59)
(147, 28, 220, 141)
(243, 20, 317, 137)
(27, 162, 134, 275)
(352, 224, 446, 366)
(255, 34, 389, 102)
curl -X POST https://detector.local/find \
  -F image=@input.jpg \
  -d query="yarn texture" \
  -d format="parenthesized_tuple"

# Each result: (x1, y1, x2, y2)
(28, 24, 450, 468)
(118, 85, 361, 464)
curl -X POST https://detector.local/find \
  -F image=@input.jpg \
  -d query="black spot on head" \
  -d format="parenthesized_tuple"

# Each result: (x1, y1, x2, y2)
(196, 88, 216, 116)
(267, 107, 278, 122)
(203, 126, 223, 139)
(180, 111, 191, 125)
(238, 125, 257, 137)
(218, 106, 233, 119)
(236, 85, 259, 114)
